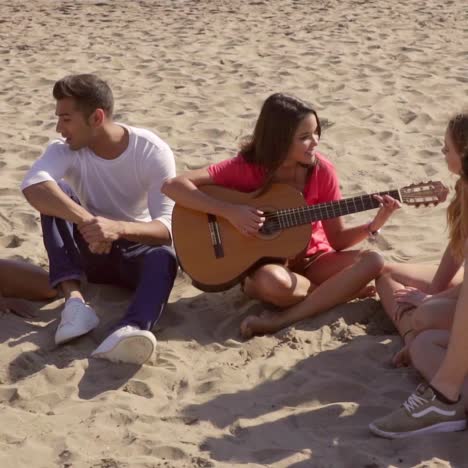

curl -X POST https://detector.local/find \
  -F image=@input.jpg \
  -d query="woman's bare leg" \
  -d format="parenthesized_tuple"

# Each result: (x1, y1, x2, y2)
(243, 252, 376, 308)
(240, 250, 383, 338)
(0, 259, 56, 301)
(410, 330, 468, 411)
(430, 253, 468, 401)
(411, 298, 456, 333)
(242, 263, 312, 308)
(376, 263, 439, 334)
(369, 259, 468, 437)
(392, 297, 456, 366)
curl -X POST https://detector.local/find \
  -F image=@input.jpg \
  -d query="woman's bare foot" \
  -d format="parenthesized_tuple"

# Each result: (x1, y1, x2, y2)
(392, 329, 417, 367)
(240, 310, 281, 339)
(392, 345, 411, 367)
(356, 284, 376, 299)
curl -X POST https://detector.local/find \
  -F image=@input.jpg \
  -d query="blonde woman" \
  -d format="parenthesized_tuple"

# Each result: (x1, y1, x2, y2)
(371, 112, 468, 438)
(376, 113, 468, 365)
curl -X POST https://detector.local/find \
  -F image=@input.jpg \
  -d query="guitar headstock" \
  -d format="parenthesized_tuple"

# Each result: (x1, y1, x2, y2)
(400, 181, 449, 207)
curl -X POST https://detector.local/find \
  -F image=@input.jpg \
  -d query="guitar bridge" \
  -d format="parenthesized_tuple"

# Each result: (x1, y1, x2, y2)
(207, 214, 224, 258)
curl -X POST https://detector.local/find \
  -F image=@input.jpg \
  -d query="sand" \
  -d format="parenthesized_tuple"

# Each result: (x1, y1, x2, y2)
(0, 0, 467, 466)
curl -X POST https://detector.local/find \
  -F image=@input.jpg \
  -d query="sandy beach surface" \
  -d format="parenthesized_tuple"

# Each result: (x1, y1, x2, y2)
(1, 0, 468, 466)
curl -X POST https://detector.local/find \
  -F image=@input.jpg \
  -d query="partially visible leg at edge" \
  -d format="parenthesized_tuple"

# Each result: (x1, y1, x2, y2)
(430, 253, 468, 401)
(0, 259, 56, 301)
(411, 330, 468, 411)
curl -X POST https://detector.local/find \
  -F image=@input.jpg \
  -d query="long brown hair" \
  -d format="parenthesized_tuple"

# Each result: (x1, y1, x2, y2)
(446, 112, 468, 259)
(240, 93, 321, 187)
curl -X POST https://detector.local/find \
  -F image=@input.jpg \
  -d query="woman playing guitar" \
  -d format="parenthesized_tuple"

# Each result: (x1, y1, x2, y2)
(163, 93, 400, 338)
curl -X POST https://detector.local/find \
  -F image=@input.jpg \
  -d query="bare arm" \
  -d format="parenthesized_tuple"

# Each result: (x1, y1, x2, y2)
(162, 169, 265, 236)
(431, 244, 463, 293)
(392, 248, 462, 318)
(321, 217, 370, 251)
(162, 168, 234, 217)
(79, 217, 172, 246)
(432, 284, 461, 299)
(24, 181, 112, 253)
(120, 220, 172, 245)
(23, 180, 94, 225)
(24, 181, 172, 247)
(323, 194, 400, 251)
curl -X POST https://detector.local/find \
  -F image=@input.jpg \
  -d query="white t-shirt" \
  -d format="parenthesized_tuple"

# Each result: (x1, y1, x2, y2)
(21, 124, 176, 233)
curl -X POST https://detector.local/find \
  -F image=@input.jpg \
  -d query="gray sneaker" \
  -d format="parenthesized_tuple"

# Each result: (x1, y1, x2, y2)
(369, 383, 466, 439)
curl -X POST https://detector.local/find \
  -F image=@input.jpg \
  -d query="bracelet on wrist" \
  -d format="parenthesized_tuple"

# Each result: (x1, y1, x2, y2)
(366, 222, 381, 239)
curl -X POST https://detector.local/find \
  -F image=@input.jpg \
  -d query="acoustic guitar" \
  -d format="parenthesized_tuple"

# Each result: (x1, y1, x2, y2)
(172, 181, 448, 292)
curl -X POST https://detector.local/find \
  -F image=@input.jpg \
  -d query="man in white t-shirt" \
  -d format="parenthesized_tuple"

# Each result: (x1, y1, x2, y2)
(21, 74, 178, 365)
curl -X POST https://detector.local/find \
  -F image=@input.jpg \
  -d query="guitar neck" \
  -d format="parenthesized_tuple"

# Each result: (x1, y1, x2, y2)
(271, 189, 402, 229)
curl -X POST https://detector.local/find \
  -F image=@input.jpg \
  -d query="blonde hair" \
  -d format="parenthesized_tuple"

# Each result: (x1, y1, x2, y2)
(446, 112, 468, 259)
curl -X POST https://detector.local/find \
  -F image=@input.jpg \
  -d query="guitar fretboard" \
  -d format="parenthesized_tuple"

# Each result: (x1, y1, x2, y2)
(267, 190, 401, 229)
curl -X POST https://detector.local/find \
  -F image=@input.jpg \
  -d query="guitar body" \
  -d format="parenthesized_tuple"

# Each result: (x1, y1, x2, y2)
(172, 184, 311, 292)
(172, 179, 448, 292)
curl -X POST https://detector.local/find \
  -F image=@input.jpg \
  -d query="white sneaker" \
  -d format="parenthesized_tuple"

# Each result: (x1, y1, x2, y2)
(91, 325, 156, 365)
(55, 298, 100, 345)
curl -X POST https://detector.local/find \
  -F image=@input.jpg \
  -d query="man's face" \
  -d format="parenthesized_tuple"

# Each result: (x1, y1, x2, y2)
(55, 98, 93, 151)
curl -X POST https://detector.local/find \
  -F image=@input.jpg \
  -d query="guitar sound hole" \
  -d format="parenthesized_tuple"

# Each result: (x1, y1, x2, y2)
(260, 219, 280, 235)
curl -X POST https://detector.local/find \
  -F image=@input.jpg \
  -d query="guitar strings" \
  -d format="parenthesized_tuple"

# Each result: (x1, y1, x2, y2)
(260, 186, 437, 231)
(262, 195, 384, 230)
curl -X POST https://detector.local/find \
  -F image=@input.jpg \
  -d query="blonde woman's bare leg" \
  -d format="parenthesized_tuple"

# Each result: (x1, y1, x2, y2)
(392, 298, 457, 366)
(370, 261, 468, 438)
(376, 263, 440, 334)
(430, 253, 468, 401)
(410, 330, 468, 411)
(411, 298, 456, 333)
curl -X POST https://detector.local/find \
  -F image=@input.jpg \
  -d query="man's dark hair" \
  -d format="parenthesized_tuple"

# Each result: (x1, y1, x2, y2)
(53, 74, 114, 118)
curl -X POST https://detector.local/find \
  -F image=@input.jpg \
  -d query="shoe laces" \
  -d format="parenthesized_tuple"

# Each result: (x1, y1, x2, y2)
(403, 391, 429, 412)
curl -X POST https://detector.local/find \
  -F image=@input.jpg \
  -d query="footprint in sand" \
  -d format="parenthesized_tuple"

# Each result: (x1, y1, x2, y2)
(195, 380, 218, 395)
(15, 164, 33, 171)
(0, 234, 24, 249)
(11, 211, 40, 233)
(28, 134, 50, 145)
(0, 386, 19, 403)
(398, 109, 418, 125)
(424, 164, 439, 177)
(18, 148, 42, 162)
(378, 130, 393, 141)
(191, 456, 215, 468)
(150, 445, 188, 461)
(122, 379, 154, 399)
(108, 408, 139, 426)
(9, 351, 46, 382)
